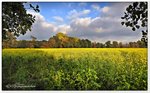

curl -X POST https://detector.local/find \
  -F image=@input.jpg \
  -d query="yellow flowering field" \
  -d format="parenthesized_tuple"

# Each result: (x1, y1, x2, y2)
(2, 48, 147, 90)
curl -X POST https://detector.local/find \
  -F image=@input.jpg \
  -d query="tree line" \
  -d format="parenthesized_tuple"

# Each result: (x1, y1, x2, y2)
(2, 32, 147, 48)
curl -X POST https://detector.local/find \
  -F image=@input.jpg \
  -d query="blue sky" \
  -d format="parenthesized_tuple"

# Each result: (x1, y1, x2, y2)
(19, 2, 142, 43)
(30, 2, 109, 23)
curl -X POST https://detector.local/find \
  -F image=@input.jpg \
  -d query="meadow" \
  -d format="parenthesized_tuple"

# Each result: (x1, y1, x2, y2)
(2, 48, 147, 90)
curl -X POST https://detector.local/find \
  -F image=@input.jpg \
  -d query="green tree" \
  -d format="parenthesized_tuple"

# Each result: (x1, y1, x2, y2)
(105, 41, 112, 48)
(2, 2, 40, 41)
(118, 42, 123, 48)
(85, 39, 92, 48)
(137, 40, 146, 48)
(41, 40, 49, 48)
(121, 2, 147, 46)
(48, 38, 56, 48)
(112, 41, 119, 48)
(17, 40, 28, 48)
(30, 35, 37, 48)
(96, 43, 104, 48)
(2, 32, 18, 48)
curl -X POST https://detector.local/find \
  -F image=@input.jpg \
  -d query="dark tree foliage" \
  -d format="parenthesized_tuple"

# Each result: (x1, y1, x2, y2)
(2, 2, 40, 41)
(121, 2, 147, 46)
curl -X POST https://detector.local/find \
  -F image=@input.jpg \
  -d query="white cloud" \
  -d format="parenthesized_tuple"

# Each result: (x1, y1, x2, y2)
(91, 4, 110, 13)
(100, 3, 131, 18)
(71, 17, 91, 28)
(95, 27, 103, 33)
(18, 11, 72, 40)
(82, 10, 91, 15)
(18, 3, 142, 43)
(56, 25, 72, 34)
(101, 6, 110, 13)
(67, 3, 141, 43)
(53, 16, 64, 22)
(18, 11, 57, 40)
(68, 9, 91, 19)
(92, 4, 100, 11)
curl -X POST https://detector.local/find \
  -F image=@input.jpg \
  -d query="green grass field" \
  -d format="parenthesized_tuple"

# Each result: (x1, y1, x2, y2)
(2, 48, 147, 90)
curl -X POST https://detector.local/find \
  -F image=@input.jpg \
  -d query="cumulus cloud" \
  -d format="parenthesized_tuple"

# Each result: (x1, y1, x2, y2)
(18, 11, 57, 40)
(83, 10, 91, 14)
(67, 9, 91, 19)
(71, 17, 91, 27)
(18, 3, 142, 43)
(91, 4, 110, 13)
(56, 25, 72, 34)
(91, 4, 100, 11)
(101, 3, 131, 17)
(68, 16, 141, 43)
(18, 11, 71, 40)
(101, 6, 110, 13)
(67, 3, 141, 43)
(53, 16, 64, 22)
